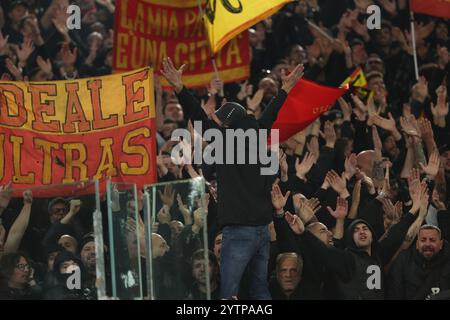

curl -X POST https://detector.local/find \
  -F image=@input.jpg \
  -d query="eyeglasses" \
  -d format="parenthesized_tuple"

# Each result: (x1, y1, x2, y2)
(16, 263, 30, 271)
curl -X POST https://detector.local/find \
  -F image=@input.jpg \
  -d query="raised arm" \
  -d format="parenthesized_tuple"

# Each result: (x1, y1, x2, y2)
(3, 190, 33, 254)
(258, 64, 304, 129)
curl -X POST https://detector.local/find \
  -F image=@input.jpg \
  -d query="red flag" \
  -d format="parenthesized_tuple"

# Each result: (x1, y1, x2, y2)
(410, 0, 450, 19)
(271, 79, 348, 143)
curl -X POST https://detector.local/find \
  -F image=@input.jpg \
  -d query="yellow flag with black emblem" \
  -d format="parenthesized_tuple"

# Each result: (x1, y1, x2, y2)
(204, 0, 292, 53)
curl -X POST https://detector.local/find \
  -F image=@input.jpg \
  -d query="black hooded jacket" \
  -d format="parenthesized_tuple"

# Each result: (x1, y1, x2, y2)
(176, 87, 287, 227)
(387, 241, 450, 300)
(296, 214, 416, 299)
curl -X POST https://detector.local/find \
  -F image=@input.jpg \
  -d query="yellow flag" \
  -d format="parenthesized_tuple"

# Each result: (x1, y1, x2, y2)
(204, 0, 292, 53)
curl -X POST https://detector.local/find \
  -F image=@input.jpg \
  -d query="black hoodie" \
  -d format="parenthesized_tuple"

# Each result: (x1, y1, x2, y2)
(297, 214, 416, 299)
(176, 87, 287, 227)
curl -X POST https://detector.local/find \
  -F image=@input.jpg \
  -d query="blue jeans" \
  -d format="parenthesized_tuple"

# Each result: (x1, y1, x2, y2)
(220, 225, 271, 300)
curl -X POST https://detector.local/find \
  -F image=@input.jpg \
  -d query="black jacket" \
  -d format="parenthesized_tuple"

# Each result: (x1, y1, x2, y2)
(176, 87, 287, 227)
(387, 242, 450, 300)
(297, 215, 416, 299)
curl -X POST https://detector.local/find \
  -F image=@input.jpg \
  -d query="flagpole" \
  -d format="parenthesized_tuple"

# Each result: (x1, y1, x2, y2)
(410, 11, 419, 80)
(197, 0, 224, 96)
(305, 18, 334, 41)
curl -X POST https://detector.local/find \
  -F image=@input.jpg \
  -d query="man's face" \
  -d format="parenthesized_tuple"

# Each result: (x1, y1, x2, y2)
(161, 122, 177, 140)
(277, 257, 301, 295)
(192, 258, 217, 285)
(11, 256, 31, 286)
(368, 76, 385, 92)
(441, 151, 450, 171)
(152, 234, 170, 258)
(58, 235, 77, 253)
(308, 223, 333, 247)
(8, 5, 28, 23)
(289, 45, 307, 64)
(357, 150, 375, 177)
(169, 220, 184, 238)
(416, 229, 443, 260)
(50, 203, 68, 223)
(164, 102, 184, 122)
(376, 27, 392, 47)
(435, 23, 448, 41)
(81, 241, 96, 270)
(353, 223, 373, 250)
(59, 260, 79, 274)
(162, 155, 179, 176)
(258, 77, 278, 100)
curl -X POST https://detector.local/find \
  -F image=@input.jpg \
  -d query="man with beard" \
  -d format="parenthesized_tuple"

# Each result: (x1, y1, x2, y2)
(79, 234, 96, 290)
(387, 225, 450, 299)
(184, 249, 220, 300)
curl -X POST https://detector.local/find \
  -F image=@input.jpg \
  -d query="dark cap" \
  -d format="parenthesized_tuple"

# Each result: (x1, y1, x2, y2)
(215, 102, 247, 126)
(48, 197, 68, 213)
(79, 233, 95, 253)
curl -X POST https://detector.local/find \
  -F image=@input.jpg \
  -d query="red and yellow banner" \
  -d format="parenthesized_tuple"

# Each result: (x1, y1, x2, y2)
(113, 0, 250, 88)
(204, 0, 292, 53)
(0, 68, 157, 196)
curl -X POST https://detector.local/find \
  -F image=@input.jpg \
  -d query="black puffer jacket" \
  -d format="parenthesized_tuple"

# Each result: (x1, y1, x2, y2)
(387, 242, 450, 300)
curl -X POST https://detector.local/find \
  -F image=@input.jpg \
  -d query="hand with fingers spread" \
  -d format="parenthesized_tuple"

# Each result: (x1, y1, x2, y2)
(418, 118, 434, 141)
(298, 197, 321, 224)
(381, 198, 395, 218)
(16, 38, 35, 64)
(271, 180, 290, 213)
(306, 135, 320, 163)
(338, 98, 352, 122)
(344, 153, 358, 180)
(419, 151, 440, 179)
(176, 193, 192, 225)
(161, 57, 186, 93)
(285, 211, 305, 235)
(410, 180, 428, 215)
(295, 152, 315, 180)
(431, 85, 448, 120)
(158, 184, 175, 208)
(327, 170, 348, 197)
(372, 112, 399, 134)
(157, 205, 171, 224)
(5, 58, 23, 80)
(327, 197, 348, 220)
(407, 168, 421, 198)
(281, 64, 304, 93)
(36, 55, 52, 76)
